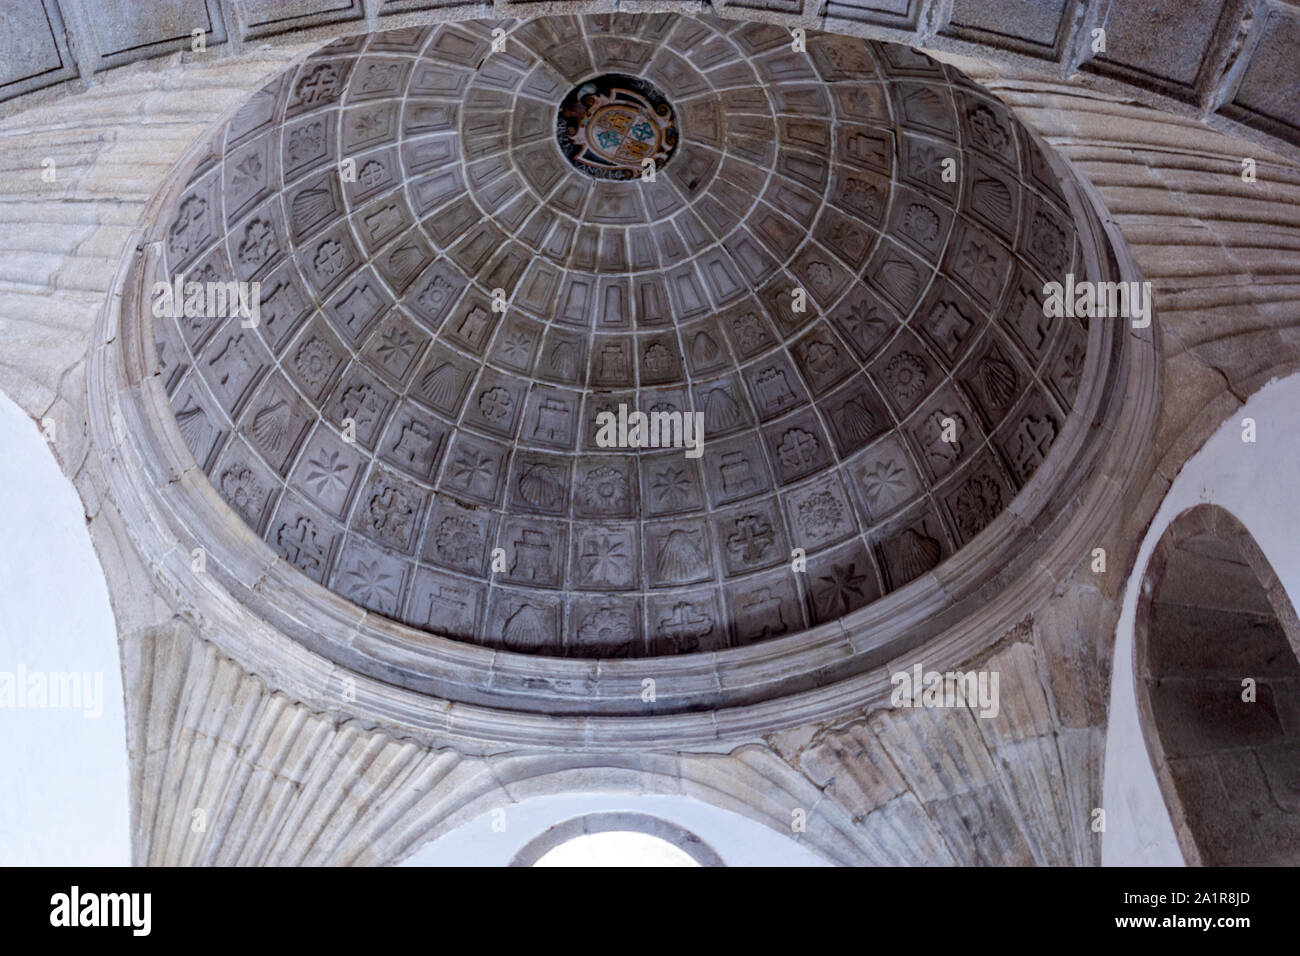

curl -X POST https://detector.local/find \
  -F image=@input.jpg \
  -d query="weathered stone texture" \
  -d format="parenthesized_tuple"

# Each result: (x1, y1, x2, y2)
(1, 8, 1299, 865)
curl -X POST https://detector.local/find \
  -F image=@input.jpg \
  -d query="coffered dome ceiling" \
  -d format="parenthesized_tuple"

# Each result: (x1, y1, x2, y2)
(153, 14, 1092, 659)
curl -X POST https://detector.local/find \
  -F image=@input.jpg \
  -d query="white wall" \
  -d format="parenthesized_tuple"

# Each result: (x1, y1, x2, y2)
(1102, 372, 1300, 865)
(400, 793, 831, 866)
(0, 394, 130, 865)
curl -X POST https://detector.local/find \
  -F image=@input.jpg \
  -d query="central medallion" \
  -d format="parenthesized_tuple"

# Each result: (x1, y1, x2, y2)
(557, 74, 678, 181)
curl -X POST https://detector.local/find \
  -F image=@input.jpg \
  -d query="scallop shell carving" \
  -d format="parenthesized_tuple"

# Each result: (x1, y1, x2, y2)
(175, 404, 211, 452)
(386, 242, 424, 277)
(705, 387, 741, 429)
(880, 257, 921, 303)
(656, 529, 704, 582)
(972, 176, 1013, 223)
(230, 86, 277, 139)
(290, 185, 332, 231)
(250, 400, 291, 453)
(502, 603, 550, 653)
(904, 86, 947, 127)
(978, 354, 1018, 408)
(839, 396, 877, 445)
(518, 463, 564, 510)
(419, 362, 459, 407)
(548, 340, 578, 376)
(895, 528, 941, 584)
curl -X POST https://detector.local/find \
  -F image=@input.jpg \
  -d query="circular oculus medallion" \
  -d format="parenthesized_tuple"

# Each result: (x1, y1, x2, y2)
(557, 73, 678, 180)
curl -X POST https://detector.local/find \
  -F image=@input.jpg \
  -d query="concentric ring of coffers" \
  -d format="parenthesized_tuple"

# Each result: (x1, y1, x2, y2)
(153, 14, 1091, 659)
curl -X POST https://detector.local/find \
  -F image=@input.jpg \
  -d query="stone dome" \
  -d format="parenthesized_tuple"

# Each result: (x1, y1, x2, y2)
(153, 14, 1089, 658)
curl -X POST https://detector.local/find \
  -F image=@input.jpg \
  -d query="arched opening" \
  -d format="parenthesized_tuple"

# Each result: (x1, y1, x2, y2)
(0, 393, 129, 864)
(511, 812, 723, 867)
(1135, 504, 1300, 865)
(532, 831, 701, 867)
(394, 784, 832, 866)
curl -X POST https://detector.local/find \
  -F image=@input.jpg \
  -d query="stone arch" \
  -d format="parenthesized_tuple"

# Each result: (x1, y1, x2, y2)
(1134, 503, 1300, 865)
(370, 749, 888, 867)
(507, 811, 726, 866)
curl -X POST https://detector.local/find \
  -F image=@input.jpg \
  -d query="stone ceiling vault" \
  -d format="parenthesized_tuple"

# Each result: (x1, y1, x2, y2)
(0, 0, 1290, 865)
(153, 15, 1097, 662)
(71, 9, 1161, 745)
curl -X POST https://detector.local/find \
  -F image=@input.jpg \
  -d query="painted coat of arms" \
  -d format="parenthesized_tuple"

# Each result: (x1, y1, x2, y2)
(557, 74, 679, 180)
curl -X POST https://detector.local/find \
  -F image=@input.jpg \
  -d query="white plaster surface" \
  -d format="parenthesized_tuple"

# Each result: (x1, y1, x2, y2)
(0, 394, 130, 865)
(400, 793, 831, 867)
(1102, 372, 1300, 865)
